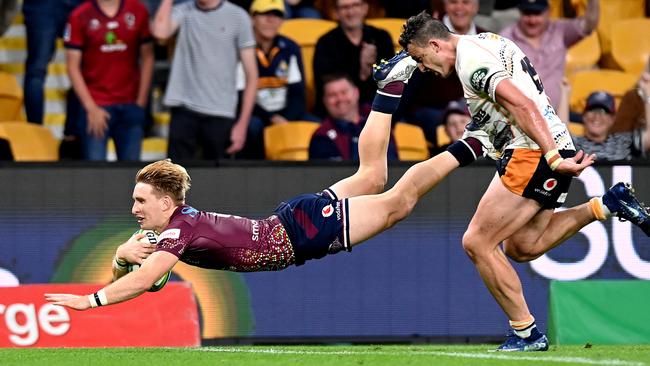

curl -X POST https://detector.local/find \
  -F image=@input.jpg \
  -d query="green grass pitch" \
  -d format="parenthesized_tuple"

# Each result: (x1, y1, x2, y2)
(1, 344, 650, 366)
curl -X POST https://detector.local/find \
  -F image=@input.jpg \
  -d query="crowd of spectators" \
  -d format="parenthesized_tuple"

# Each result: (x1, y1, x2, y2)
(6, 0, 649, 162)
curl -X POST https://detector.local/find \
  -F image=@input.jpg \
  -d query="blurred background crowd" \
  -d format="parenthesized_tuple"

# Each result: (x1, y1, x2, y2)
(0, 0, 648, 163)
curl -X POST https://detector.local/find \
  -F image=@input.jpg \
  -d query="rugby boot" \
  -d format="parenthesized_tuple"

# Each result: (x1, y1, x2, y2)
(603, 182, 650, 236)
(373, 50, 418, 89)
(494, 328, 549, 352)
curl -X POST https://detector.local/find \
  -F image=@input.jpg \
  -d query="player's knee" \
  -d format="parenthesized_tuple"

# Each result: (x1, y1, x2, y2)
(461, 230, 484, 262)
(385, 193, 416, 227)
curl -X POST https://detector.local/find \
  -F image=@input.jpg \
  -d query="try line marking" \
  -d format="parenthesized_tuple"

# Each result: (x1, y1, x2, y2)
(193, 347, 645, 366)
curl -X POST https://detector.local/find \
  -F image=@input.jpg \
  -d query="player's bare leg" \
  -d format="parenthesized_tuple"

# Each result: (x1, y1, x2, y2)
(502, 203, 595, 262)
(462, 174, 544, 322)
(347, 152, 460, 246)
(505, 182, 650, 261)
(330, 51, 417, 199)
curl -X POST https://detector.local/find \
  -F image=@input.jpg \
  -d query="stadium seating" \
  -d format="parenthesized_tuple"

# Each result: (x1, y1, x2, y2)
(264, 121, 320, 160)
(568, 69, 637, 112)
(435, 124, 450, 147)
(279, 19, 337, 111)
(610, 18, 650, 75)
(394, 122, 429, 161)
(365, 18, 407, 52)
(595, 0, 645, 69)
(565, 32, 600, 75)
(0, 71, 23, 121)
(107, 137, 168, 161)
(0, 122, 58, 161)
(567, 121, 585, 136)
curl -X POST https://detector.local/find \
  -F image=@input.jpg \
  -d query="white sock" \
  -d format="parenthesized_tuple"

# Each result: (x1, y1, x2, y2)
(513, 323, 535, 339)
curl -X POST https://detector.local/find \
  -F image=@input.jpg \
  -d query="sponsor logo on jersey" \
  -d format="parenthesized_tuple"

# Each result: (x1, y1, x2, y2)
(470, 67, 488, 91)
(543, 178, 557, 191)
(124, 13, 136, 29)
(335, 201, 342, 221)
(181, 206, 199, 217)
(557, 192, 567, 203)
(251, 220, 259, 241)
(159, 228, 181, 241)
(322, 204, 334, 217)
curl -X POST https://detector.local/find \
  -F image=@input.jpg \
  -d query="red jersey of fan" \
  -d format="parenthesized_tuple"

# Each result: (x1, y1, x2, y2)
(64, 0, 152, 105)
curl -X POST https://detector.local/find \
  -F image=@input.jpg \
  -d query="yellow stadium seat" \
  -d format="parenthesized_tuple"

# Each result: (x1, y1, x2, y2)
(0, 122, 58, 161)
(435, 124, 451, 147)
(568, 69, 637, 112)
(366, 18, 407, 52)
(279, 19, 337, 112)
(595, 0, 644, 68)
(264, 121, 320, 160)
(567, 121, 585, 136)
(610, 18, 650, 75)
(394, 122, 429, 161)
(565, 32, 600, 74)
(0, 71, 23, 121)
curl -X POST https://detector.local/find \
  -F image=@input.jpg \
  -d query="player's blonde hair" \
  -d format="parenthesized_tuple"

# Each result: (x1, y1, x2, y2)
(135, 159, 191, 204)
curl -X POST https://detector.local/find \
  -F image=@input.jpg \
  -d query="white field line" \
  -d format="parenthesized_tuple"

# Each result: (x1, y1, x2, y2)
(192, 347, 646, 366)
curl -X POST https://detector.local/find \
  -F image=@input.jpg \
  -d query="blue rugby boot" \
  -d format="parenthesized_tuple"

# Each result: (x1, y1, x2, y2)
(603, 182, 650, 236)
(373, 50, 418, 89)
(495, 327, 549, 352)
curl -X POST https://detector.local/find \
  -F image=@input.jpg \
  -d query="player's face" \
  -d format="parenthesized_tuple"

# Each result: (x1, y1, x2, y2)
(252, 12, 283, 41)
(407, 42, 453, 78)
(444, 0, 479, 33)
(518, 10, 549, 38)
(132, 183, 167, 231)
(583, 108, 614, 139)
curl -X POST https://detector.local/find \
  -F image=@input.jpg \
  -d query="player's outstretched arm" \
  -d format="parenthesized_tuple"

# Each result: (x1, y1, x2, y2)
(45, 251, 178, 311)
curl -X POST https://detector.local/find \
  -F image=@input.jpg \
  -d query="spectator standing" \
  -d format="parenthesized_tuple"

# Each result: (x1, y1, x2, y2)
(64, 0, 154, 161)
(22, 0, 84, 125)
(238, 0, 310, 159)
(152, 0, 258, 160)
(313, 0, 394, 116)
(500, 0, 598, 110)
(309, 74, 398, 160)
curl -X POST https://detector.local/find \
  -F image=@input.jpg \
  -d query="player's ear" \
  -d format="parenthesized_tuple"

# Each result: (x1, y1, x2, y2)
(161, 195, 174, 211)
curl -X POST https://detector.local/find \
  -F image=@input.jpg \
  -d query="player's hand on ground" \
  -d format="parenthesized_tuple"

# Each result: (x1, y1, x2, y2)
(45, 293, 91, 311)
(227, 120, 248, 155)
(116, 233, 156, 265)
(555, 150, 596, 176)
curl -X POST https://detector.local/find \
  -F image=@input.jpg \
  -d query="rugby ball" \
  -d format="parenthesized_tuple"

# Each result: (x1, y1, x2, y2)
(127, 229, 171, 292)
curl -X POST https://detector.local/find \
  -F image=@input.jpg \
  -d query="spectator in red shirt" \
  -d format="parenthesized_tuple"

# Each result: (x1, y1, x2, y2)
(64, 0, 154, 161)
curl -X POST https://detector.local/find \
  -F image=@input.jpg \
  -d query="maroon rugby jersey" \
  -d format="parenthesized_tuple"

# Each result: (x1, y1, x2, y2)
(154, 205, 295, 271)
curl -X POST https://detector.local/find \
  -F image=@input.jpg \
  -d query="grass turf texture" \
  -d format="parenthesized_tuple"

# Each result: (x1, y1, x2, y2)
(1, 345, 650, 366)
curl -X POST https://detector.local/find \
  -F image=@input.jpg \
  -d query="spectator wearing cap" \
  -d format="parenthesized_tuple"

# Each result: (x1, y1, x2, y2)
(573, 91, 650, 161)
(236, 0, 313, 159)
(432, 99, 471, 154)
(500, 0, 599, 112)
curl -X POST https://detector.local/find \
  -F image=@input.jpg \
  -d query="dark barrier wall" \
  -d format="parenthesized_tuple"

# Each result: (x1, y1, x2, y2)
(0, 163, 648, 340)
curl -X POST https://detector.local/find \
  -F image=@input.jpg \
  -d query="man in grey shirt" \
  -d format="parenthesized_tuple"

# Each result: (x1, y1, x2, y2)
(574, 91, 650, 161)
(152, 0, 258, 160)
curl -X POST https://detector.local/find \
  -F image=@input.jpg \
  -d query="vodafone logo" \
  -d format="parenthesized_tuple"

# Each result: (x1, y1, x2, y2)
(543, 178, 557, 191)
(322, 204, 334, 217)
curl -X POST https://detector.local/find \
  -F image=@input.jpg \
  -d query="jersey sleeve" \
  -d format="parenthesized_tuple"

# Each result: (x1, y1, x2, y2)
(63, 10, 84, 49)
(155, 221, 193, 258)
(457, 36, 510, 103)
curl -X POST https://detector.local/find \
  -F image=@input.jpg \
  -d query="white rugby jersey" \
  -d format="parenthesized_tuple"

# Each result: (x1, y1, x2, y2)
(455, 33, 574, 160)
